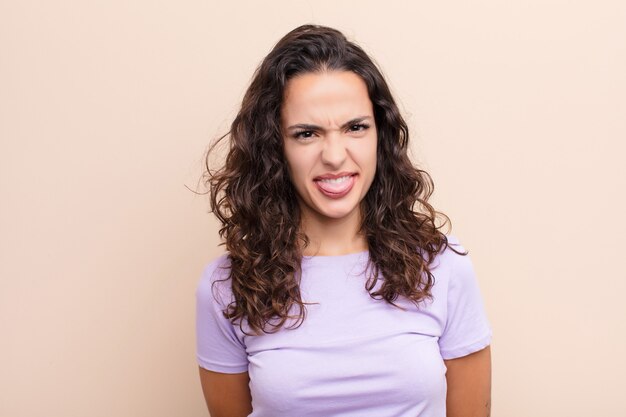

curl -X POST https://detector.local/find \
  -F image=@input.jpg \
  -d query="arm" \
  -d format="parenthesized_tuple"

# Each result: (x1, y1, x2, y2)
(444, 345, 491, 417)
(199, 367, 253, 417)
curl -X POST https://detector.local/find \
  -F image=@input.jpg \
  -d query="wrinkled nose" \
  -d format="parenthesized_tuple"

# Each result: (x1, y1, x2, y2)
(320, 134, 347, 168)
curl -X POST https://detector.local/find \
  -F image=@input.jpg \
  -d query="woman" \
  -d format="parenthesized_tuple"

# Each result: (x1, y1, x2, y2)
(196, 24, 492, 417)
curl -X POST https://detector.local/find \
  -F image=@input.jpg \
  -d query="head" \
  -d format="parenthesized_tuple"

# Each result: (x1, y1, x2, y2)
(222, 24, 411, 237)
(281, 69, 377, 227)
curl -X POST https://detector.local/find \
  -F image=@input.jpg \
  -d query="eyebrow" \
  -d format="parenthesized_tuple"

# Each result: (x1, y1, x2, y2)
(286, 116, 373, 131)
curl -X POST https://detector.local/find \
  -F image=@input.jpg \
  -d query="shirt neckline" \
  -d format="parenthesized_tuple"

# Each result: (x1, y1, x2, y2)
(301, 250, 369, 266)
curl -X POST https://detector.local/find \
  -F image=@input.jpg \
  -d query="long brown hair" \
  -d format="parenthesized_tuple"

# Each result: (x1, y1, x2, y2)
(204, 24, 466, 335)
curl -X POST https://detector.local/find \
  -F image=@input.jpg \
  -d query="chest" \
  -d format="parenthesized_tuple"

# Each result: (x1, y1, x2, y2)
(239, 266, 449, 416)
(247, 331, 447, 416)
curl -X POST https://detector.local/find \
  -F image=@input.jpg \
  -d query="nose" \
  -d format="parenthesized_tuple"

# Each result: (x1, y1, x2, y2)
(320, 133, 348, 167)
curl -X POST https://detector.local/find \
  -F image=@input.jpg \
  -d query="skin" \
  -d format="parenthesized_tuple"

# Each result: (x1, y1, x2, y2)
(198, 368, 252, 417)
(280, 70, 377, 256)
(199, 70, 491, 416)
(444, 345, 492, 417)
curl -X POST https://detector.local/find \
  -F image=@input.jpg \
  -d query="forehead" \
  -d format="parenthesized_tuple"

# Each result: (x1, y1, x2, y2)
(281, 71, 372, 122)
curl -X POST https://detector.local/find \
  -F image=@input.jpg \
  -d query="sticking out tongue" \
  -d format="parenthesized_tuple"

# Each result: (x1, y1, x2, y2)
(315, 176, 354, 194)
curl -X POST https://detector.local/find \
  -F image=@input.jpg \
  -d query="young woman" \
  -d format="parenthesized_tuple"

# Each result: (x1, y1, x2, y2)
(196, 24, 492, 417)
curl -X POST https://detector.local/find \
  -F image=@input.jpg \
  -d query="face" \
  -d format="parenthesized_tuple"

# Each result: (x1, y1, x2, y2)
(280, 70, 377, 225)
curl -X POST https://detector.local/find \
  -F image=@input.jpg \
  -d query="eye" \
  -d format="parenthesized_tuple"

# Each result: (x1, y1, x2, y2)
(293, 130, 316, 140)
(349, 123, 370, 133)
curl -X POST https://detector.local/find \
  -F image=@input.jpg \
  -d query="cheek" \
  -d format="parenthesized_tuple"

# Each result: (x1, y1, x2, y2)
(356, 138, 378, 170)
(284, 149, 309, 183)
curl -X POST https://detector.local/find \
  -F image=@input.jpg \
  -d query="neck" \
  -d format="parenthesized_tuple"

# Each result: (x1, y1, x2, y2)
(298, 205, 368, 257)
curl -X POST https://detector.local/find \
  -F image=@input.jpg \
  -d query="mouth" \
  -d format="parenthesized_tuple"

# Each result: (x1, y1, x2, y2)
(313, 174, 357, 198)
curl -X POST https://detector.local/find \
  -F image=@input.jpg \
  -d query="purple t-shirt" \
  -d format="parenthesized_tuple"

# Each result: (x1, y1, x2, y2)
(196, 235, 492, 416)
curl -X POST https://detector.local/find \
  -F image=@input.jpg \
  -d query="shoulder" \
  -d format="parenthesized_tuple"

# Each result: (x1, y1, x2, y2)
(429, 234, 466, 268)
(428, 234, 476, 290)
(442, 234, 463, 254)
(441, 234, 473, 273)
(434, 234, 483, 298)
(200, 252, 232, 279)
(196, 252, 234, 308)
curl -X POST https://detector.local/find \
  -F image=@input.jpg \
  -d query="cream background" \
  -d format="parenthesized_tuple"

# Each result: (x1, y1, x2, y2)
(1, 1, 625, 416)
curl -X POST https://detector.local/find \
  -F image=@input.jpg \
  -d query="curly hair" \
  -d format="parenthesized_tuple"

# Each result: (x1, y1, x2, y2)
(204, 24, 466, 336)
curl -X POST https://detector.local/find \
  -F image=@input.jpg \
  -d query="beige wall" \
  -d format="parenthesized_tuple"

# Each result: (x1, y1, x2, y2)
(1, 1, 625, 416)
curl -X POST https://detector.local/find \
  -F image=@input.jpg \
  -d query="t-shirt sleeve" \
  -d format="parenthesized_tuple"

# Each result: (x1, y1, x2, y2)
(438, 238, 493, 360)
(195, 255, 249, 373)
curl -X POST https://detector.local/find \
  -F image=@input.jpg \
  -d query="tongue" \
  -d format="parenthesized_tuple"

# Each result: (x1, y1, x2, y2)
(316, 176, 353, 193)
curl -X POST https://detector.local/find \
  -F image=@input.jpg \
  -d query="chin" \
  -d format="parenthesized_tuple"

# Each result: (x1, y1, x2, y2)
(314, 203, 360, 220)
(302, 185, 364, 221)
